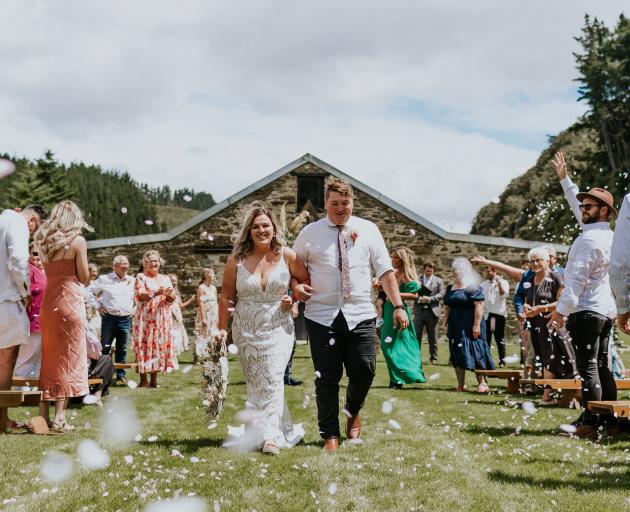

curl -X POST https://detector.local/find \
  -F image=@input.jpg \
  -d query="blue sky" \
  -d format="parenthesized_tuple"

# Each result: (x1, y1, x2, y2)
(0, 0, 626, 234)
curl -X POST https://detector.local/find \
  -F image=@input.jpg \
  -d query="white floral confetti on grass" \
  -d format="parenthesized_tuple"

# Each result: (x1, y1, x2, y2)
(124, 455, 134, 464)
(77, 440, 110, 470)
(147, 435, 158, 442)
(522, 401, 537, 415)
(559, 424, 577, 434)
(40, 452, 73, 483)
(83, 394, 99, 405)
(144, 496, 208, 512)
(428, 373, 440, 381)
(181, 365, 193, 374)
(328, 483, 338, 495)
(388, 419, 402, 430)
(127, 380, 138, 389)
(503, 355, 520, 364)
(382, 401, 393, 414)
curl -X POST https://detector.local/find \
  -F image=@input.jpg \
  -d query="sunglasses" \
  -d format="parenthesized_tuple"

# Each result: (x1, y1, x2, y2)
(578, 203, 600, 211)
(30, 251, 39, 256)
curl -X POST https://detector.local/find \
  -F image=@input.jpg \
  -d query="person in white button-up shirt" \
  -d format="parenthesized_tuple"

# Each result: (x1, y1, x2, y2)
(610, 193, 630, 334)
(0, 205, 46, 433)
(292, 176, 407, 451)
(549, 152, 618, 437)
(89, 255, 135, 382)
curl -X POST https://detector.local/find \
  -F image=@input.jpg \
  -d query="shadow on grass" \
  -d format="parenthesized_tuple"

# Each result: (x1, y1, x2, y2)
(462, 424, 560, 437)
(140, 436, 326, 453)
(488, 468, 630, 491)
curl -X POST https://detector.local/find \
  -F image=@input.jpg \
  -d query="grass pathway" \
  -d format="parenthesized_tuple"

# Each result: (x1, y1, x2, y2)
(2, 341, 630, 511)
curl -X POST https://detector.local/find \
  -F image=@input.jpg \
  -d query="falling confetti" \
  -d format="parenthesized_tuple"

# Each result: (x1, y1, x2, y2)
(384, 336, 392, 344)
(102, 398, 140, 446)
(503, 355, 520, 364)
(120, 207, 128, 214)
(227, 344, 238, 355)
(208, 421, 218, 430)
(329, 338, 336, 346)
(77, 440, 111, 470)
(409, 228, 416, 236)
(83, 394, 99, 405)
(183, 195, 193, 202)
(145, 219, 154, 225)
(491, 197, 501, 204)
(40, 452, 73, 483)
(314, 371, 322, 379)
(0, 158, 16, 180)
(523, 282, 532, 289)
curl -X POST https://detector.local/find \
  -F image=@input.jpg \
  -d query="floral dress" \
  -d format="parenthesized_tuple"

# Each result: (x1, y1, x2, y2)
(133, 272, 178, 374)
(194, 283, 219, 359)
(172, 292, 190, 355)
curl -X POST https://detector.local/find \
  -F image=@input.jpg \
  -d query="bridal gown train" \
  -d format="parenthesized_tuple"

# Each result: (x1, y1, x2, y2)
(231, 249, 303, 448)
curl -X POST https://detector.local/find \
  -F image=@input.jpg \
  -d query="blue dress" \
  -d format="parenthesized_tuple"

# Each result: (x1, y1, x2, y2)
(444, 286, 495, 371)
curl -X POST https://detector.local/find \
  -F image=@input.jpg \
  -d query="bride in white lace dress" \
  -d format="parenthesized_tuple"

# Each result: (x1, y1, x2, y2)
(215, 202, 310, 455)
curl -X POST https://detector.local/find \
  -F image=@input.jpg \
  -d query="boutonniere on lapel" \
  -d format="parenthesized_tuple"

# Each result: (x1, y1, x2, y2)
(349, 230, 359, 243)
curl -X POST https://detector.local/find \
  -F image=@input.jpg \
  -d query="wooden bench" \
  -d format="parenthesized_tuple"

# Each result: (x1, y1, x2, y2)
(0, 390, 43, 407)
(615, 380, 630, 390)
(519, 378, 582, 407)
(12, 378, 103, 388)
(475, 369, 524, 393)
(113, 362, 138, 370)
(588, 401, 630, 418)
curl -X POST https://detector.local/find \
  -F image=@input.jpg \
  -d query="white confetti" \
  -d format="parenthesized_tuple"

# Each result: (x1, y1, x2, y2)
(40, 452, 73, 483)
(183, 195, 192, 202)
(120, 207, 128, 214)
(83, 394, 99, 405)
(145, 219, 154, 225)
(0, 158, 17, 180)
(171, 449, 183, 458)
(134, 434, 142, 442)
(382, 401, 393, 414)
(127, 380, 138, 389)
(523, 282, 532, 289)
(77, 440, 111, 470)
(208, 421, 218, 430)
(227, 344, 239, 355)
(329, 338, 336, 346)
(384, 336, 392, 344)
(559, 424, 577, 434)
(388, 419, 402, 430)
(182, 365, 193, 374)
(342, 408, 352, 418)
(147, 436, 158, 442)
(503, 355, 520, 364)
(314, 371, 321, 379)
(144, 496, 208, 512)
(102, 399, 140, 446)
(409, 228, 416, 236)
(328, 483, 338, 495)
(491, 197, 501, 204)
(428, 373, 440, 381)
(522, 401, 537, 415)
(124, 455, 134, 464)
(190, 456, 200, 463)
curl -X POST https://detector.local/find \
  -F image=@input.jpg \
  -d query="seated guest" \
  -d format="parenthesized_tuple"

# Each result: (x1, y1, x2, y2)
(89, 255, 135, 384)
(480, 266, 509, 367)
(14, 244, 47, 381)
(133, 250, 177, 388)
(444, 258, 494, 393)
(520, 247, 577, 404)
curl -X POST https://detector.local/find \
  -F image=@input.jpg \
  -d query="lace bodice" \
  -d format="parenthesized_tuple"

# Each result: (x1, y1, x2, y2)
(236, 253, 291, 303)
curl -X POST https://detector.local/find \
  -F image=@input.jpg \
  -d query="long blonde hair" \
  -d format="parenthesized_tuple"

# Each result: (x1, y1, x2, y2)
(231, 201, 285, 258)
(34, 200, 92, 262)
(392, 245, 418, 283)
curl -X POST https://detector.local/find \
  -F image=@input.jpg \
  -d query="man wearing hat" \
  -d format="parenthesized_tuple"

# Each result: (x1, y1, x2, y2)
(550, 151, 617, 439)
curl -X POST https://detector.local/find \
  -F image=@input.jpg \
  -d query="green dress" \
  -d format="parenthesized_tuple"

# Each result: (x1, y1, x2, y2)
(380, 280, 426, 386)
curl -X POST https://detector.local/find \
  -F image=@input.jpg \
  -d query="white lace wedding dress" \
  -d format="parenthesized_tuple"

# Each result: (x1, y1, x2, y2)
(230, 249, 303, 449)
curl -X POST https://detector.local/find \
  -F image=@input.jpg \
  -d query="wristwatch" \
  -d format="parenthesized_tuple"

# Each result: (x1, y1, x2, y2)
(393, 304, 405, 310)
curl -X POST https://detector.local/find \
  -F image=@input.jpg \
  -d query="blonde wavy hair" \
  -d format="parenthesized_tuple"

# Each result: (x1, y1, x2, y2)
(391, 245, 419, 283)
(231, 202, 284, 258)
(34, 200, 92, 262)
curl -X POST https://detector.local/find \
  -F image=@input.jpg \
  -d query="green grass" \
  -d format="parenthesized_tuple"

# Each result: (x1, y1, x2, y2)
(2, 338, 630, 512)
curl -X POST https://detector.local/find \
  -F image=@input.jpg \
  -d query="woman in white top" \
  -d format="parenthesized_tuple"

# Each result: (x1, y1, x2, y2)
(216, 202, 310, 455)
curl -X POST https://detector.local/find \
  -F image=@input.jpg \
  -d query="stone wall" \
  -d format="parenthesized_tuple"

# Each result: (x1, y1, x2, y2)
(88, 161, 539, 336)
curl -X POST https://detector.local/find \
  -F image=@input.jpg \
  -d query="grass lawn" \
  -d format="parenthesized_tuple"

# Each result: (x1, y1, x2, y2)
(2, 337, 630, 512)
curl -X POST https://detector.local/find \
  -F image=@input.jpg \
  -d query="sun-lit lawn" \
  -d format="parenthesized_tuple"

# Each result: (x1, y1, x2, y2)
(2, 336, 630, 512)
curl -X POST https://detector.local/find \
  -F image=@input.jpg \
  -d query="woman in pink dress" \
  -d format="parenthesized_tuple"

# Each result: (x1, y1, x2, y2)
(34, 200, 91, 431)
(133, 250, 177, 388)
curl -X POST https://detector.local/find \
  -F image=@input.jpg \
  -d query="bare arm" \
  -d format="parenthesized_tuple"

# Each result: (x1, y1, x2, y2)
(473, 301, 483, 339)
(553, 151, 583, 226)
(399, 292, 419, 301)
(470, 255, 524, 282)
(497, 278, 508, 296)
(196, 285, 206, 321)
(217, 256, 238, 335)
(380, 270, 409, 330)
(180, 295, 195, 309)
(285, 248, 310, 287)
(74, 236, 90, 285)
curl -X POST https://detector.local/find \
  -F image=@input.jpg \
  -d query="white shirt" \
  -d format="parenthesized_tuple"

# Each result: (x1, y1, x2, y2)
(610, 193, 630, 314)
(555, 223, 616, 318)
(293, 215, 393, 329)
(0, 209, 30, 302)
(88, 272, 136, 316)
(480, 278, 509, 317)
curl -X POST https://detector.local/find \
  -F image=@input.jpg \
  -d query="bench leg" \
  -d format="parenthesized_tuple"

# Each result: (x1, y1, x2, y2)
(507, 378, 520, 394)
(557, 389, 579, 408)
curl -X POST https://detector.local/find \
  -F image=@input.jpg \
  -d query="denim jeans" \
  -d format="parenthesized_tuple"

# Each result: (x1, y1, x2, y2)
(306, 312, 376, 439)
(101, 313, 132, 379)
(567, 310, 615, 425)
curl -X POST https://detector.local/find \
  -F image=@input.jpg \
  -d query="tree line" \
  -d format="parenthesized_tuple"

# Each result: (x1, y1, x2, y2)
(0, 151, 216, 240)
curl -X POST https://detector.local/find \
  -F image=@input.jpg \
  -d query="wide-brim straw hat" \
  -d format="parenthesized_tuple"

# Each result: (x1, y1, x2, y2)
(576, 187, 617, 216)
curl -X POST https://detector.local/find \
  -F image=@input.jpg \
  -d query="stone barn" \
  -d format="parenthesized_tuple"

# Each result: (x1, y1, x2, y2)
(87, 153, 567, 334)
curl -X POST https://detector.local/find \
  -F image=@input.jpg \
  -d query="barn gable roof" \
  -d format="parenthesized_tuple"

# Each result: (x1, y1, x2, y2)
(87, 153, 568, 252)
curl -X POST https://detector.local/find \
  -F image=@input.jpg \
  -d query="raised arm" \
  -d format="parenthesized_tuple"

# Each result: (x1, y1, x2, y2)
(215, 256, 238, 342)
(553, 151, 582, 227)
(470, 255, 524, 282)
(610, 193, 630, 334)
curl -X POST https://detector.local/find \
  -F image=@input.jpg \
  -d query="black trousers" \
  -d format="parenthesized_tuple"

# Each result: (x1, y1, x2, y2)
(306, 312, 376, 439)
(485, 313, 506, 364)
(414, 306, 438, 359)
(284, 339, 297, 380)
(568, 310, 615, 425)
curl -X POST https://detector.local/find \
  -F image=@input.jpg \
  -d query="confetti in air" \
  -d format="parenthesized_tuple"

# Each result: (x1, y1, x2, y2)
(183, 195, 193, 202)
(77, 440, 111, 470)
(182, 365, 193, 374)
(523, 282, 532, 289)
(0, 158, 16, 179)
(491, 197, 501, 204)
(102, 398, 140, 446)
(227, 344, 238, 355)
(503, 355, 520, 364)
(329, 338, 336, 346)
(314, 371, 322, 379)
(40, 452, 73, 483)
(120, 207, 128, 214)
(384, 336, 392, 343)
(145, 219, 154, 225)
(409, 228, 416, 236)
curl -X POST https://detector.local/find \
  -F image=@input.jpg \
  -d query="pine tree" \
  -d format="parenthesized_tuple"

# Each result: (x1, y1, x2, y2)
(5, 163, 54, 208)
(34, 150, 76, 207)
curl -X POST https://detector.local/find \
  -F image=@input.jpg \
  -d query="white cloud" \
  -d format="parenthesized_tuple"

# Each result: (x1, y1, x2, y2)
(0, 0, 626, 233)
